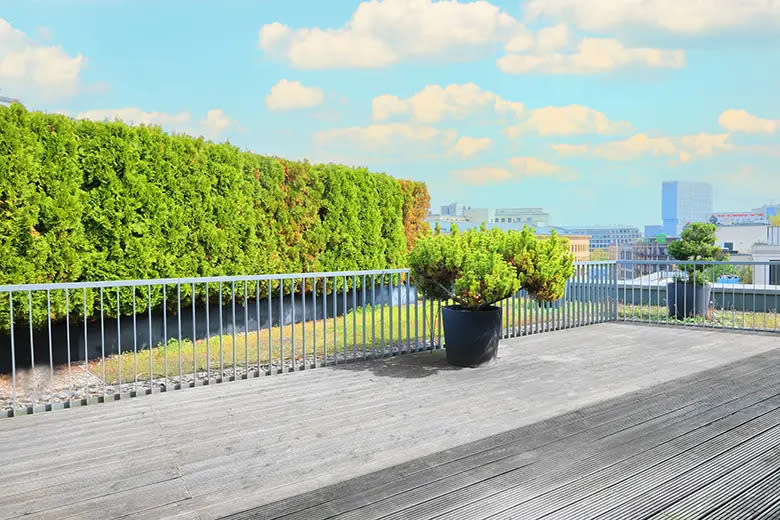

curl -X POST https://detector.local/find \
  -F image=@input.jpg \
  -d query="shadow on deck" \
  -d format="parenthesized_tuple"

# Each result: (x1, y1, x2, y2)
(1, 323, 779, 520)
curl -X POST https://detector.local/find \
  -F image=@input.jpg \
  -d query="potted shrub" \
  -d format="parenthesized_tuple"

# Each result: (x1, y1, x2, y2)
(408, 227, 574, 367)
(666, 222, 726, 319)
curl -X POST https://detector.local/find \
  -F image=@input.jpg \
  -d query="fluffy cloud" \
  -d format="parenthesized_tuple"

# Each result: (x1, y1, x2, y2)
(556, 132, 732, 162)
(258, 0, 518, 69)
(551, 143, 589, 156)
(265, 79, 325, 111)
(498, 37, 685, 74)
(524, 0, 780, 35)
(372, 83, 524, 123)
(451, 136, 492, 159)
(506, 104, 631, 137)
(314, 123, 458, 160)
(0, 18, 88, 100)
(718, 109, 778, 134)
(452, 166, 514, 184)
(453, 156, 576, 184)
(75, 107, 236, 138)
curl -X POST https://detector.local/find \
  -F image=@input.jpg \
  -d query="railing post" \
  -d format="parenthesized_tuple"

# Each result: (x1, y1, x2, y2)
(613, 260, 619, 321)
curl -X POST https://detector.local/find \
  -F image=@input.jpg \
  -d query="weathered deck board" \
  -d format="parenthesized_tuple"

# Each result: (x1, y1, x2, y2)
(1, 323, 778, 520)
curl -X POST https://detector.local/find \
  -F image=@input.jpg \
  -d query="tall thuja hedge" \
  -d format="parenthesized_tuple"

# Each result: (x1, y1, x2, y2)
(0, 104, 428, 329)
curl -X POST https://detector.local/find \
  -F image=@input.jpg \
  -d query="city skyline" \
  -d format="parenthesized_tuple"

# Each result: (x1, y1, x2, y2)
(2, 0, 778, 226)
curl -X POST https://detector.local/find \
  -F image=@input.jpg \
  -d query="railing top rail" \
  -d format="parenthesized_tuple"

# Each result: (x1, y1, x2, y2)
(0, 268, 411, 293)
(574, 261, 616, 266)
(617, 259, 780, 266)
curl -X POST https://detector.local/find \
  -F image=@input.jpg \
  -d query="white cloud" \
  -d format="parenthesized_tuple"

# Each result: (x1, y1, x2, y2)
(507, 104, 631, 137)
(718, 109, 778, 134)
(551, 143, 589, 156)
(570, 132, 732, 162)
(451, 136, 492, 159)
(0, 18, 88, 100)
(498, 37, 685, 74)
(265, 79, 325, 111)
(75, 107, 236, 138)
(452, 166, 514, 184)
(452, 156, 576, 184)
(525, 0, 780, 35)
(372, 83, 524, 123)
(314, 123, 458, 159)
(258, 0, 518, 69)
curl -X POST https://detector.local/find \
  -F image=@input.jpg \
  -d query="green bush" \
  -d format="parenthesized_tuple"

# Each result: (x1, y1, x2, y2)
(408, 227, 574, 310)
(668, 222, 726, 285)
(0, 103, 428, 330)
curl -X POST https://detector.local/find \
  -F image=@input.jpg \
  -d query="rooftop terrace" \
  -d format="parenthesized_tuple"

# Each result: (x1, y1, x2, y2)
(3, 322, 779, 519)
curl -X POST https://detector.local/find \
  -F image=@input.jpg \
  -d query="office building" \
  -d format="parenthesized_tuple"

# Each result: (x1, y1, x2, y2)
(644, 225, 664, 239)
(662, 181, 713, 236)
(559, 226, 642, 252)
(440, 203, 467, 217)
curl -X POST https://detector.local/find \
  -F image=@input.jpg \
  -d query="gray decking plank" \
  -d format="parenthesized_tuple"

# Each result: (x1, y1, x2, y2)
(3, 324, 779, 520)
(359, 386, 780, 520)
(221, 355, 780, 520)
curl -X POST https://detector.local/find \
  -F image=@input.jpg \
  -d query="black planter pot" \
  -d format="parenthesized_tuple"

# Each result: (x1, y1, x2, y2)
(667, 281, 712, 319)
(442, 305, 502, 367)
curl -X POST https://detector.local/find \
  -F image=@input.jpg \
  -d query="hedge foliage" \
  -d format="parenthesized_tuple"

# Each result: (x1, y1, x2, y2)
(0, 103, 429, 328)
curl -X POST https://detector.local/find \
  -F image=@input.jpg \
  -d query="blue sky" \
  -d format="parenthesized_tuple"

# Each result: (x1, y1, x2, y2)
(2, 0, 779, 227)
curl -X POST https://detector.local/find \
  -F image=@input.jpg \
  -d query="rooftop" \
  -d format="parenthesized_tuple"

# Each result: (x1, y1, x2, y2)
(3, 322, 779, 519)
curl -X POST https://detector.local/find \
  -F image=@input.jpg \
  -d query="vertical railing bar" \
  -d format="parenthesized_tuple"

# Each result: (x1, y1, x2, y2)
(177, 284, 183, 384)
(9, 292, 16, 412)
(279, 279, 285, 373)
(147, 284, 153, 393)
(371, 274, 376, 357)
(363, 274, 367, 360)
(267, 279, 273, 374)
(406, 273, 411, 353)
(27, 290, 35, 409)
(219, 281, 224, 379)
(312, 277, 318, 369)
(333, 277, 337, 364)
(290, 279, 296, 372)
(46, 290, 54, 406)
(231, 281, 237, 379)
(388, 274, 393, 355)
(244, 281, 250, 375)
(116, 289, 122, 391)
(205, 283, 210, 382)
(430, 298, 435, 347)
(322, 277, 327, 367)
(162, 285, 167, 384)
(302, 277, 307, 369)
(66, 290, 71, 397)
(131, 287, 137, 389)
(256, 280, 261, 374)
(191, 281, 196, 385)
(381, 274, 386, 356)
(343, 275, 348, 361)
(353, 275, 358, 361)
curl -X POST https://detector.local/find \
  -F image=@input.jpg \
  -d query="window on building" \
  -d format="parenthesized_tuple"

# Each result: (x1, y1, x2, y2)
(771, 262, 780, 286)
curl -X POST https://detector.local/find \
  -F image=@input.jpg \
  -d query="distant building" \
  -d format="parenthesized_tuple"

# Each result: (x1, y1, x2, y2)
(662, 181, 713, 236)
(559, 226, 642, 252)
(753, 204, 780, 218)
(715, 225, 769, 254)
(751, 226, 780, 286)
(462, 207, 550, 227)
(644, 225, 664, 239)
(618, 235, 679, 278)
(709, 211, 768, 226)
(440, 203, 467, 217)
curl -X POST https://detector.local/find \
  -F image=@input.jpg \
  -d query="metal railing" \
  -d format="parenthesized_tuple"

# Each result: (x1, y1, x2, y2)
(6, 260, 774, 417)
(0, 263, 616, 417)
(616, 260, 780, 333)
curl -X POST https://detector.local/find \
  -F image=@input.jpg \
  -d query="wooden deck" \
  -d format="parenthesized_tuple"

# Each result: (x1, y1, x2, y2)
(1, 323, 779, 520)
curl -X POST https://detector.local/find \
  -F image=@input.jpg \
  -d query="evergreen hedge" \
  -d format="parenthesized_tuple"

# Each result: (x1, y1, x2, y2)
(0, 104, 429, 328)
